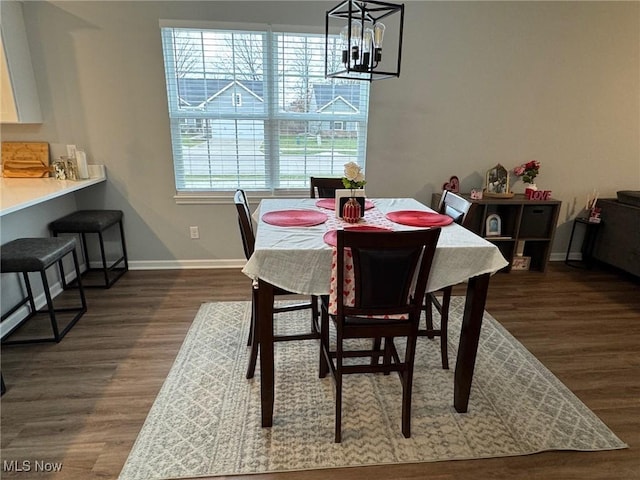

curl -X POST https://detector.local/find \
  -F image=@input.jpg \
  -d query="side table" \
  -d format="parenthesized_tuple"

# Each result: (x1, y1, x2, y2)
(565, 217, 602, 269)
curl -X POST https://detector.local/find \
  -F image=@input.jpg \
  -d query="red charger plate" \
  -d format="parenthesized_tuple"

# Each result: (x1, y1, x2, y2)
(323, 225, 392, 247)
(385, 211, 453, 227)
(262, 209, 328, 227)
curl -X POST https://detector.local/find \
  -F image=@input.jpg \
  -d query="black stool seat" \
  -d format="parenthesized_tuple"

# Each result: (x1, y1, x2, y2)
(49, 210, 123, 233)
(1, 237, 76, 272)
(1, 237, 86, 345)
(49, 209, 128, 289)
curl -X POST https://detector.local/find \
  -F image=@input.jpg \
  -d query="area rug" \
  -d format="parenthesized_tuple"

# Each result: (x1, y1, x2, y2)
(118, 299, 627, 480)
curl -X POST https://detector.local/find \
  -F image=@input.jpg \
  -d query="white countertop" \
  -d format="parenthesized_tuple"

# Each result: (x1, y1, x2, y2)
(0, 165, 106, 217)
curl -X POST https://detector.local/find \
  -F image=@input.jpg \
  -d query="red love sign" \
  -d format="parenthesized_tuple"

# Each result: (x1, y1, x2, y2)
(525, 189, 552, 200)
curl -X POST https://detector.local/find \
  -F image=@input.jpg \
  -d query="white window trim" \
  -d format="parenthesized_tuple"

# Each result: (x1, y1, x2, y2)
(160, 20, 369, 200)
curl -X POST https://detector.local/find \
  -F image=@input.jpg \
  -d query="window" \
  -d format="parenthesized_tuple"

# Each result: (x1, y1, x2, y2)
(160, 24, 370, 194)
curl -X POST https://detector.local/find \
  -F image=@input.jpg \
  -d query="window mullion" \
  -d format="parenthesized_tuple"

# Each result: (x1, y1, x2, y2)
(264, 29, 279, 190)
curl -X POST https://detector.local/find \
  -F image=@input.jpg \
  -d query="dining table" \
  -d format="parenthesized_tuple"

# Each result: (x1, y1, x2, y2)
(242, 197, 509, 427)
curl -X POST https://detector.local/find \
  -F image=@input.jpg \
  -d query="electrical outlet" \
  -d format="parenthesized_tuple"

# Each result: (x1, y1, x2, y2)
(189, 226, 199, 239)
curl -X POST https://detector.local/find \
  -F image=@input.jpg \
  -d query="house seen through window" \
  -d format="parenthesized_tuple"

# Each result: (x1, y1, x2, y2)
(160, 24, 371, 193)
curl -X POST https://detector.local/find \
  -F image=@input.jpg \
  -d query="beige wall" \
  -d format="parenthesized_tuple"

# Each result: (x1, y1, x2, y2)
(2, 1, 638, 266)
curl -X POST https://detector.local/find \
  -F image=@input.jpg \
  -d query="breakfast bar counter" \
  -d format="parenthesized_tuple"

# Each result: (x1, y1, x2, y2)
(0, 165, 106, 217)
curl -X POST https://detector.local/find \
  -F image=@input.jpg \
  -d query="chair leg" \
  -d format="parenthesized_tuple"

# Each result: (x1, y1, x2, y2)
(371, 337, 382, 366)
(311, 295, 319, 334)
(246, 290, 259, 379)
(246, 288, 255, 347)
(424, 293, 435, 339)
(383, 336, 393, 375)
(440, 287, 451, 370)
(335, 332, 343, 443)
(401, 331, 419, 439)
(319, 302, 330, 378)
(247, 315, 253, 347)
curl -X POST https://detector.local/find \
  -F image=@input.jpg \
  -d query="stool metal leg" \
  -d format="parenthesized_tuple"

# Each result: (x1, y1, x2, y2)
(41, 270, 62, 342)
(22, 272, 37, 314)
(53, 231, 70, 289)
(98, 231, 110, 287)
(72, 249, 88, 312)
(118, 220, 129, 272)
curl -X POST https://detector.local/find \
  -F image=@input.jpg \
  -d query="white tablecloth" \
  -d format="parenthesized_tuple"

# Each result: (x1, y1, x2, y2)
(242, 198, 508, 295)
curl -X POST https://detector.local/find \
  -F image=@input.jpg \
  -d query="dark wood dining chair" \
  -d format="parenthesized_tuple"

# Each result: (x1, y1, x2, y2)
(234, 190, 319, 379)
(309, 177, 345, 199)
(421, 190, 473, 369)
(319, 228, 441, 442)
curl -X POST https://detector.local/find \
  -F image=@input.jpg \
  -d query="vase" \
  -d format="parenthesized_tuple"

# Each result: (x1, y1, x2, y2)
(524, 183, 538, 200)
(342, 197, 361, 223)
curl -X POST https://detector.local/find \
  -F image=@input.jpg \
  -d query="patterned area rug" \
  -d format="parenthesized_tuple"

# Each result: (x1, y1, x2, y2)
(118, 299, 626, 480)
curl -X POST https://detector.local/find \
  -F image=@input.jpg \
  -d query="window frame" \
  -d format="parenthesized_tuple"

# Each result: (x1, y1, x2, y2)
(160, 20, 370, 203)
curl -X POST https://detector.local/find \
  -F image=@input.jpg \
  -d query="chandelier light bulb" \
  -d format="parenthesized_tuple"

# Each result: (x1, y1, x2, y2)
(363, 28, 373, 52)
(351, 20, 362, 45)
(340, 25, 349, 47)
(373, 22, 385, 48)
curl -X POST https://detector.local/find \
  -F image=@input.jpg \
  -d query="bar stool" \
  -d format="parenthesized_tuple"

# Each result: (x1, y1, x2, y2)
(1, 237, 87, 344)
(49, 210, 128, 289)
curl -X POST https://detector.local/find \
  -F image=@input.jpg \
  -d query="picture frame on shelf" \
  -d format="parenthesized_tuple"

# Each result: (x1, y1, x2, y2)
(485, 213, 502, 237)
(484, 164, 514, 198)
(512, 256, 531, 270)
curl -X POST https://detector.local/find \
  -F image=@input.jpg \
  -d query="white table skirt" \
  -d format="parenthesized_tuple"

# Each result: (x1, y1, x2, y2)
(242, 197, 508, 295)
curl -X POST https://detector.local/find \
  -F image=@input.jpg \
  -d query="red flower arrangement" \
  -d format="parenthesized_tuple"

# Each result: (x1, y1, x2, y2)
(513, 160, 540, 184)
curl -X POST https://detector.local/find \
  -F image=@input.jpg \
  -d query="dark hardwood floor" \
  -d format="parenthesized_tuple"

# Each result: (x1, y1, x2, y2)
(1, 263, 638, 479)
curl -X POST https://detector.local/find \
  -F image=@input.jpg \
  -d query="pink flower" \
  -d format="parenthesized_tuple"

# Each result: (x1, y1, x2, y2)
(513, 160, 540, 184)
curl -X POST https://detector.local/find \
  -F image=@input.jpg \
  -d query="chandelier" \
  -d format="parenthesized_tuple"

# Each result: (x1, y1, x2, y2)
(325, 0, 404, 81)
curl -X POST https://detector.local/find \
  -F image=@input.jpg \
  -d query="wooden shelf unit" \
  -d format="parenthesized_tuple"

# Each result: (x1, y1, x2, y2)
(432, 193, 561, 272)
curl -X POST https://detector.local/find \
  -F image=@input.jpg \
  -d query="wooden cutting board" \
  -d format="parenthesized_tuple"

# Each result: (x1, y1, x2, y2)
(1, 142, 51, 177)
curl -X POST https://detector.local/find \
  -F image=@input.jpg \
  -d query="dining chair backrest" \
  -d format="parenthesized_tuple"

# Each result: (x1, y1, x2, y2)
(335, 228, 441, 319)
(310, 177, 345, 199)
(234, 189, 255, 260)
(438, 190, 472, 226)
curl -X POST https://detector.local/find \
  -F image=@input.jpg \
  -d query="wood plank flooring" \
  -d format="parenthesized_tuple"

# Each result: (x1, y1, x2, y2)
(1, 263, 638, 479)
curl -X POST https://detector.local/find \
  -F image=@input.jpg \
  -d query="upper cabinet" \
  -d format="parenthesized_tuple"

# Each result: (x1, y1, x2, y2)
(1, 1, 42, 124)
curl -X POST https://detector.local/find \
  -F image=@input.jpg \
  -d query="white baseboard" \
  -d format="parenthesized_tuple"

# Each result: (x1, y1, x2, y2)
(128, 259, 246, 270)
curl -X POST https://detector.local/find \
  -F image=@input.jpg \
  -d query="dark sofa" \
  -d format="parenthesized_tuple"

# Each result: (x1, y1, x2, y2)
(592, 191, 640, 278)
